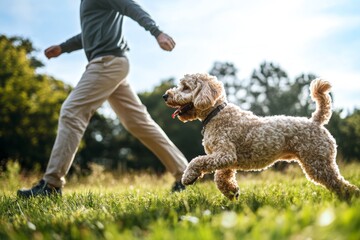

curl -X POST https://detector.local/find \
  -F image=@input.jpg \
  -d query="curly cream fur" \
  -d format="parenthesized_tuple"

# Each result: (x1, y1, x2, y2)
(164, 73, 359, 200)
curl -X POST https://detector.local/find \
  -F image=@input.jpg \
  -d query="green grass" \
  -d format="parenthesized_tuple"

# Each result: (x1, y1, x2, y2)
(1, 162, 360, 240)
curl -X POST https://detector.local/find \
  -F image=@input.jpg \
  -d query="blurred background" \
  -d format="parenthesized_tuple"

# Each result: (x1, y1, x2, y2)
(1, 0, 359, 177)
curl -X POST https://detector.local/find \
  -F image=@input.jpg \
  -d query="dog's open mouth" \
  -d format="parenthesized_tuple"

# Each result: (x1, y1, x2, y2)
(171, 103, 194, 119)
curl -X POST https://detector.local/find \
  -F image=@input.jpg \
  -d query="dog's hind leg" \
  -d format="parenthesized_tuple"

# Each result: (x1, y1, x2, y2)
(298, 155, 360, 200)
(214, 169, 239, 200)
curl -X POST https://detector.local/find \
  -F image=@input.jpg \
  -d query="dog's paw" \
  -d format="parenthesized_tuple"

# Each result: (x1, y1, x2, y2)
(224, 187, 240, 201)
(182, 176, 198, 186)
(182, 169, 202, 186)
(230, 189, 240, 201)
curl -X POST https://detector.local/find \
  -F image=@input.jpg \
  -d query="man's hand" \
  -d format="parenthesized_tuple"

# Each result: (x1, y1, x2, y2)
(156, 33, 176, 51)
(44, 45, 62, 59)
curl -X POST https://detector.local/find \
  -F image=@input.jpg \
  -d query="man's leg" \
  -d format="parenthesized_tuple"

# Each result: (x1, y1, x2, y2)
(19, 56, 129, 195)
(44, 56, 129, 187)
(108, 80, 188, 182)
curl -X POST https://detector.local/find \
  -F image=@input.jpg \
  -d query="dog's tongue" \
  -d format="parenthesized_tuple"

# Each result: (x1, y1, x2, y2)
(171, 103, 194, 119)
(172, 109, 181, 119)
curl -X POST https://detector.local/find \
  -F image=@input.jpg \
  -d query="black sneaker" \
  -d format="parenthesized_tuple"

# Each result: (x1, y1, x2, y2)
(171, 180, 186, 192)
(17, 179, 62, 198)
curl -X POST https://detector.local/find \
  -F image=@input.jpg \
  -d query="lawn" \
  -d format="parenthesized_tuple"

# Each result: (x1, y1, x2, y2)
(0, 162, 359, 240)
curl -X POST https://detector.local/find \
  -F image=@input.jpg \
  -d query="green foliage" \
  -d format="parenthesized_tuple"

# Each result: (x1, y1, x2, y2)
(0, 164, 359, 239)
(210, 61, 316, 117)
(0, 160, 21, 190)
(249, 66, 316, 117)
(330, 109, 360, 161)
(0, 35, 71, 170)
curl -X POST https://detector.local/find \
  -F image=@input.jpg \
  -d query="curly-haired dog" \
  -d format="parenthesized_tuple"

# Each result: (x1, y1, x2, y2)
(163, 73, 359, 200)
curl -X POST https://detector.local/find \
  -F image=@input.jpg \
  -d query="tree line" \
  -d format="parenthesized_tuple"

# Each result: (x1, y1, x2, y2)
(1, 35, 359, 176)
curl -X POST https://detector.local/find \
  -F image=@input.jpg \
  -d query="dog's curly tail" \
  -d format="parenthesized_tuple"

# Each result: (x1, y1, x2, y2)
(310, 78, 332, 125)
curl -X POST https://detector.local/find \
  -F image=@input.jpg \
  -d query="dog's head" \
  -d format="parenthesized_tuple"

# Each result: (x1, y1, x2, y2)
(163, 73, 226, 122)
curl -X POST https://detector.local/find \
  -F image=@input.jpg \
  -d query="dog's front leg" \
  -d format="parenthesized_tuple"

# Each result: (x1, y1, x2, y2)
(181, 155, 206, 185)
(182, 151, 236, 185)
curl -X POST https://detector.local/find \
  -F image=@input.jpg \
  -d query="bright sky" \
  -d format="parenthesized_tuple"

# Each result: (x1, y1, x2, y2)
(1, 0, 360, 113)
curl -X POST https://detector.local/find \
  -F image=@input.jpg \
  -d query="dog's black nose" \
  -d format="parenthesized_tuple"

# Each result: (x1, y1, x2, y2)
(162, 94, 168, 101)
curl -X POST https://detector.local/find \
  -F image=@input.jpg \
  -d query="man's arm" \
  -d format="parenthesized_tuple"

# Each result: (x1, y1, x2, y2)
(45, 34, 83, 59)
(106, 0, 161, 37)
(106, 0, 176, 51)
(59, 34, 83, 53)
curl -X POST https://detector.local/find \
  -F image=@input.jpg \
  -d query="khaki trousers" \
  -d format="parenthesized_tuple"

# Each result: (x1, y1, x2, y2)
(44, 56, 188, 187)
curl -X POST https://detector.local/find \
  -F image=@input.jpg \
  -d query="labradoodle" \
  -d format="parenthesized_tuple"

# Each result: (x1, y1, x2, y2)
(163, 73, 359, 200)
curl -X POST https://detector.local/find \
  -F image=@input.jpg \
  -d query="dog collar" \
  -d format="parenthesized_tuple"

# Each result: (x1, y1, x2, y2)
(201, 102, 227, 136)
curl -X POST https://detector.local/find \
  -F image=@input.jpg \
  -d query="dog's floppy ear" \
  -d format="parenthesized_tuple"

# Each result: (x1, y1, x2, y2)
(193, 74, 224, 110)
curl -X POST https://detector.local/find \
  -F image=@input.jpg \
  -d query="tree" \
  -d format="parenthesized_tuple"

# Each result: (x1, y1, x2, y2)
(248, 62, 316, 116)
(0, 35, 71, 170)
(329, 109, 360, 162)
(209, 61, 317, 117)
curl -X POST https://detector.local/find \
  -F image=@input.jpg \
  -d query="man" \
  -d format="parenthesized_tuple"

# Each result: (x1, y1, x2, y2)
(17, 0, 188, 198)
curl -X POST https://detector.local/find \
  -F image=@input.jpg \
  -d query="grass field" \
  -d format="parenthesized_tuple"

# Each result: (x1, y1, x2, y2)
(1, 162, 359, 240)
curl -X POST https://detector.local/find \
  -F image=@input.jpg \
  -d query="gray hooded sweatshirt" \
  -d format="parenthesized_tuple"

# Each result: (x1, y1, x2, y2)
(60, 0, 162, 61)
